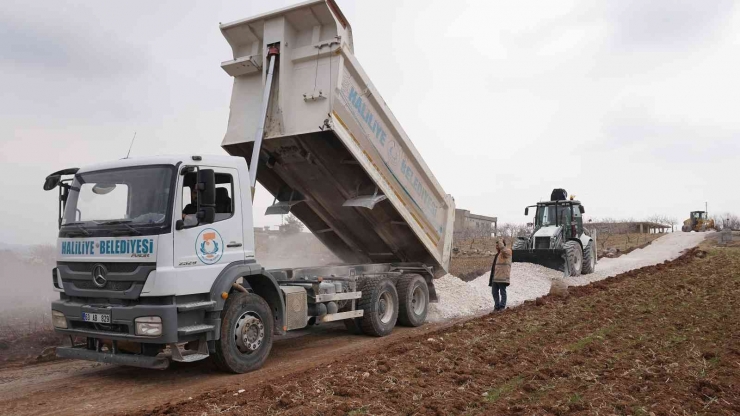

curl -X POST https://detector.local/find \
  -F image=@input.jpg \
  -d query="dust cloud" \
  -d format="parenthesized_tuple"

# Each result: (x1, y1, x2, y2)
(0, 246, 56, 312)
(255, 231, 342, 270)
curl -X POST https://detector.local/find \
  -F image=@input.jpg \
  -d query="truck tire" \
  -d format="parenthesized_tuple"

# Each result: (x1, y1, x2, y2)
(581, 241, 596, 275)
(396, 274, 429, 327)
(357, 277, 398, 337)
(213, 292, 273, 374)
(513, 238, 528, 250)
(564, 241, 583, 277)
(682, 225, 690, 232)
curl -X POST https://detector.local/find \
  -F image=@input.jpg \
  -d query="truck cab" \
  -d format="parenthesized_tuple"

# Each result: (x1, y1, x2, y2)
(47, 155, 283, 370)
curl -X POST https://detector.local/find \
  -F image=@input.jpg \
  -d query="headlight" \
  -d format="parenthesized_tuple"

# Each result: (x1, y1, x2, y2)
(52, 310, 67, 329)
(135, 316, 162, 336)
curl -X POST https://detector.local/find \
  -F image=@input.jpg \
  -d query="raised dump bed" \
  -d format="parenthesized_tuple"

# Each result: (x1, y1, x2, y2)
(219, 0, 454, 277)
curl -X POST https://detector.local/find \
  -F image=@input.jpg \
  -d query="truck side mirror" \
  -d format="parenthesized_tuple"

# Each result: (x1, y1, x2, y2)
(198, 207, 216, 224)
(524, 207, 529, 216)
(579, 205, 585, 214)
(43, 175, 61, 191)
(197, 169, 216, 207)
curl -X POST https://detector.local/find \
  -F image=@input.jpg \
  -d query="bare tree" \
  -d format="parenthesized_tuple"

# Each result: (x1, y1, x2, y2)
(281, 214, 305, 234)
(585, 217, 618, 251)
(712, 212, 740, 230)
(666, 217, 679, 232)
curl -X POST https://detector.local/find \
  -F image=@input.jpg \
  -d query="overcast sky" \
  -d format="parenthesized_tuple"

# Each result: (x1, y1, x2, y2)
(2, 0, 739, 245)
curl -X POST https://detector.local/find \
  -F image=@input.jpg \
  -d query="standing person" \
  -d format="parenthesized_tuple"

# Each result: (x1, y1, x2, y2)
(488, 238, 512, 311)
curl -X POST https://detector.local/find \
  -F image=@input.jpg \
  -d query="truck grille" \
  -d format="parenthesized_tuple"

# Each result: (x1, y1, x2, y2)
(535, 237, 551, 249)
(73, 280, 134, 291)
(71, 321, 129, 334)
(61, 262, 144, 273)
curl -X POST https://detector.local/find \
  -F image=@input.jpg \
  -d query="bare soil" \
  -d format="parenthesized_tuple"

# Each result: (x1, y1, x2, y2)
(0, 308, 64, 368)
(132, 245, 740, 415)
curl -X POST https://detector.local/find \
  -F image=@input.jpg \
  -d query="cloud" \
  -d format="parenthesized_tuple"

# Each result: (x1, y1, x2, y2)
(0, 13, 149, 79)
(598, 107, 740, 165)
(604, 0, 736, 49)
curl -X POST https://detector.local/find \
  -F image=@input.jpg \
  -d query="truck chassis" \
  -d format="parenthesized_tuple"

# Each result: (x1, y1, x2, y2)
(55, 262, 436, 372)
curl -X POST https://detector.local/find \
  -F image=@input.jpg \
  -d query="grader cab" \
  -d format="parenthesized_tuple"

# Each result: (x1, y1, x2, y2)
(682, 211, 715, 232)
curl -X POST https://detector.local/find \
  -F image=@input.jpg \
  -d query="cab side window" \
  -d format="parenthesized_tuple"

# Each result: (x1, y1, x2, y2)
(574, 206, 583, 235)
(180, 171, 234, 225)
(214, 173, 234, 222)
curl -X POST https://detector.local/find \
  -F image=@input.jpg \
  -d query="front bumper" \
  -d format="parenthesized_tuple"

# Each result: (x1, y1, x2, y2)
(51, 299, 179, 343)
(56, 345, 170, 370)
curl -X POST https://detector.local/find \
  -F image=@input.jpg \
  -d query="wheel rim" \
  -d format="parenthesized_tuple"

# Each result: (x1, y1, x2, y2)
(411, 285, 425, 315)
(234, 312, 265, 354)
(573, 250, 582, 272)
(377, 291, 395, 324)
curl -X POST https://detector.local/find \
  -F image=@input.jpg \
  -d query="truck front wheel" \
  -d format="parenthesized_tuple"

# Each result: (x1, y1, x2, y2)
(357, 277, 398, 336)
(397, 274, 429, 327)
(213, 292, 274, 374)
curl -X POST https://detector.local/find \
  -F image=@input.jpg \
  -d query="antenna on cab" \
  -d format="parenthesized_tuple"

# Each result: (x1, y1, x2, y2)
(125, 132, 137, 159)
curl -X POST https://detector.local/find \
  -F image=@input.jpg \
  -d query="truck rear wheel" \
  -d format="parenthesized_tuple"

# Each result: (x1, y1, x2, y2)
(564, 241, 583, 277)
(581, 241, 596, 275)
(396, 274, 429, 327)
(213, 292, 273, 374)
(357, 277, 398, 337)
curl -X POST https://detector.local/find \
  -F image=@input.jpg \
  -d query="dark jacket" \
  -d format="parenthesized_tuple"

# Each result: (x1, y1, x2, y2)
(183, 204, 197, 215)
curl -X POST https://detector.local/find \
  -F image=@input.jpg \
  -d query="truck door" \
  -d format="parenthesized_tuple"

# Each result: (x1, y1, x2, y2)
(174, 167, 244, 277)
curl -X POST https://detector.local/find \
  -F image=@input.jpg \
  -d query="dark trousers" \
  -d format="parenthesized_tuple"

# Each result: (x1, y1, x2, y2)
(492, 282, 509, 310)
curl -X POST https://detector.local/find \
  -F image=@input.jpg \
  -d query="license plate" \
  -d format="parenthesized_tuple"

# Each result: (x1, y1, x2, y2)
(82, 312, 111, 323)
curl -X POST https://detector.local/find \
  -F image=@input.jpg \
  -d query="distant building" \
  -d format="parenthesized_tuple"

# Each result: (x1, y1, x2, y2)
(454, 209, 498, 236)
(586, 221, 670, 234)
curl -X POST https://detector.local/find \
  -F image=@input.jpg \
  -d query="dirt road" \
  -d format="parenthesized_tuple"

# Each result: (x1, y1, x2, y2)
(0, 318, 466, 416)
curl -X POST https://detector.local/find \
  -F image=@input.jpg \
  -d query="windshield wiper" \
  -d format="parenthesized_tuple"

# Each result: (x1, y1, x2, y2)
(99, 220, 142, 235)
(63, 222, 90, 236)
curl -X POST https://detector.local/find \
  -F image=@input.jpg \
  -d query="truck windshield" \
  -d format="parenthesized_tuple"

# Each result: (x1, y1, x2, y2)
(62, 166, 175, 230)
(535, 204, 571, 227)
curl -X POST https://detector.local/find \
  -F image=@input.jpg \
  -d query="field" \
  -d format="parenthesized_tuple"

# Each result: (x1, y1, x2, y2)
(0, 233, 735, 415)
(140, 241, 740, 415)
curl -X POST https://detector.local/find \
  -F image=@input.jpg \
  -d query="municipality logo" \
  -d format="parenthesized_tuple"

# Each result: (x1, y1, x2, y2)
(196, 228, 223, 264)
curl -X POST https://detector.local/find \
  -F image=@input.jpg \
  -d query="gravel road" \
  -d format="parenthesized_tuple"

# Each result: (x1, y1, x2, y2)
(427, 231, 710, 321)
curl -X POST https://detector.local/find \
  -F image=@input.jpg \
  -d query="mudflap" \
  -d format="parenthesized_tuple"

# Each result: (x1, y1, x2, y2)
(56, 345, 170, 370)
(512, 249, 566, 272)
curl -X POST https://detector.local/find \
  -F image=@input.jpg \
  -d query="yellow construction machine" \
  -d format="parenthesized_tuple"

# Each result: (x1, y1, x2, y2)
(682, 211, 715, 232)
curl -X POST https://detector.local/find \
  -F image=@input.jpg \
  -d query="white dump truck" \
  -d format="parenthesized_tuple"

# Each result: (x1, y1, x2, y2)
(45, 0, 455, 373)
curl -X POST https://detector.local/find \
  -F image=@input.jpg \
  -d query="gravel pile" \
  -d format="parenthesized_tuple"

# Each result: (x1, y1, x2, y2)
(427, 232, 710, 322)
(427, 263, 560, 322)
